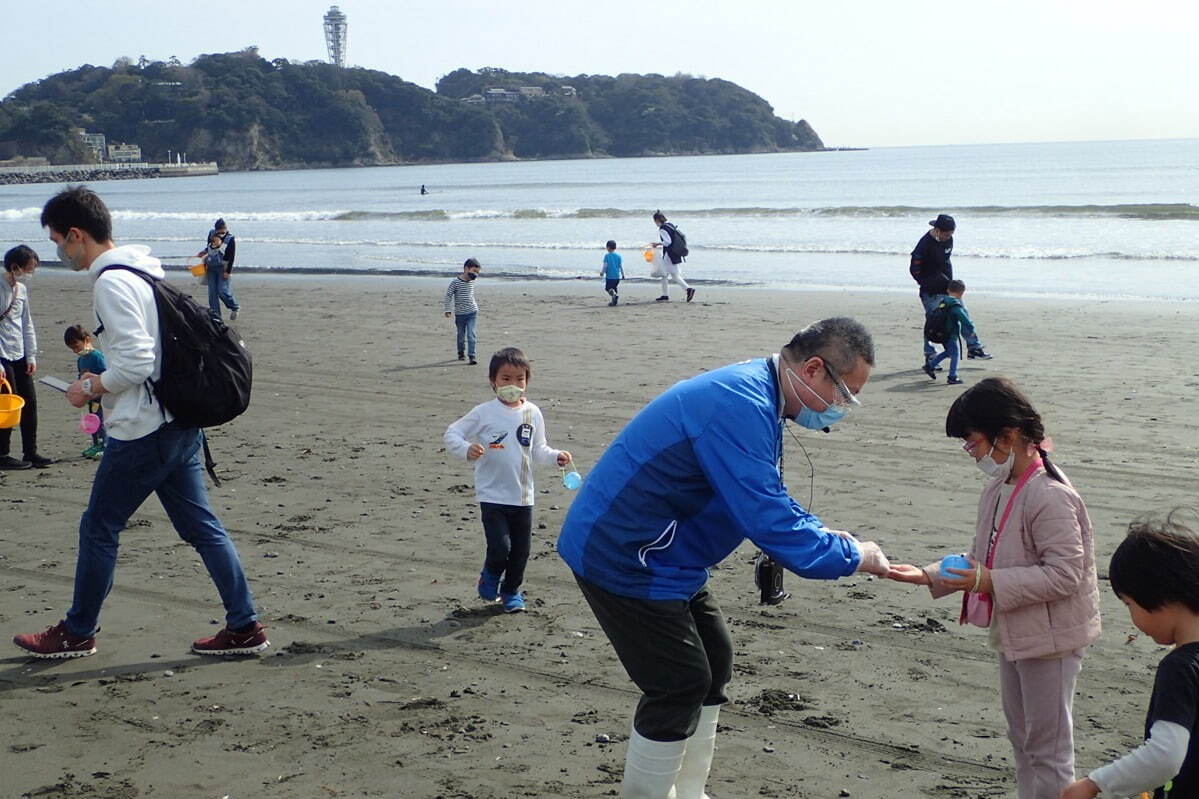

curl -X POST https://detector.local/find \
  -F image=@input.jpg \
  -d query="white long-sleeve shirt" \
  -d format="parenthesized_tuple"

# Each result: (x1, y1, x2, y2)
(89, 245, 172, 441)
(444, 398, 561, 506)
(0, 277, 36, 365)
(1090, 720, 1189, 797)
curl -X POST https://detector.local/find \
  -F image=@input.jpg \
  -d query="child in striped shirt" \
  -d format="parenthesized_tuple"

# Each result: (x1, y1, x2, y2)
(443, 347, 572, 613)
(443, 258, 482, 364)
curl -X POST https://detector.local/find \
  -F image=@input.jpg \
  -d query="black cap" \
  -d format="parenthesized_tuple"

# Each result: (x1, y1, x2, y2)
(214, 218, 226, 229)
(929, 214, 955, 231)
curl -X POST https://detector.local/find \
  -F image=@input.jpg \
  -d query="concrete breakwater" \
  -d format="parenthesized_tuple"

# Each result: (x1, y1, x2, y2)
(0, 162, 218, 184)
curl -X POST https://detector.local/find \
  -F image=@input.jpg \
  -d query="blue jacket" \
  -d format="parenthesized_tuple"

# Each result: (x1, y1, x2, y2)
(557, 357, 861, 600)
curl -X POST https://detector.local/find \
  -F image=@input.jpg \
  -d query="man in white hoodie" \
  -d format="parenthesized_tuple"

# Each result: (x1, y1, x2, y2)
(12, 186, 268, 659)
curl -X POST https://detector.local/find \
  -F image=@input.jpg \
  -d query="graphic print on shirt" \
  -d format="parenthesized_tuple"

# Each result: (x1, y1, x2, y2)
(488, 431, 508, 450)
(516, 423, 533, 447)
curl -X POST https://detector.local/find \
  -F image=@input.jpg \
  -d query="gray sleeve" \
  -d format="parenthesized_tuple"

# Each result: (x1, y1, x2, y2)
(1089, 720, 1189, 797)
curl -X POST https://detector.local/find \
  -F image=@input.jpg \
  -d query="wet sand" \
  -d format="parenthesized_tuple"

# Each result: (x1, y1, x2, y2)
(2, 271, 1197, 798)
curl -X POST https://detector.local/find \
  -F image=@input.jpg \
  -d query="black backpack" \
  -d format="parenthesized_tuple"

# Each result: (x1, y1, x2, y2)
(923, 299, 951, 344)
(661, 222, 689, 262)
(97, 266, 253, 481)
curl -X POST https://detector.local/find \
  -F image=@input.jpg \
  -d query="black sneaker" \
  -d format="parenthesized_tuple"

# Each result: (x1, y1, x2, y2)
(468, 358, 478, 365)
(458, 352, 465, 361)
(26, 454, 54, 469)
(947, 376, 965, 385)
(685, 288, 696, 303)
(967, 348, 993, 360)
(921, 363, 937, 380)
(0, 455, 31, 470)
(654, 296, 670, 303)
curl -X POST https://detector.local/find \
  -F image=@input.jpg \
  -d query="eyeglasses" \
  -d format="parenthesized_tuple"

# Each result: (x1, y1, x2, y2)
(821, 362, 861, 409)
(962, 437, 983, 454)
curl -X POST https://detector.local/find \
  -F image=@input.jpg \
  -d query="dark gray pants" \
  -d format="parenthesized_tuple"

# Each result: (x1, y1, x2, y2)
(575, 574, 732, 741)
(0, 357, 38, 458)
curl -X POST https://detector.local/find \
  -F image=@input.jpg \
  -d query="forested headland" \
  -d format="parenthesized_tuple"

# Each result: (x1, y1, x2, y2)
(0, 50, 825, 170)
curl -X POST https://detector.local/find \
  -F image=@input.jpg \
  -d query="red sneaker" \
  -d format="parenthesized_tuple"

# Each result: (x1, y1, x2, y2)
(13, 621, 97, 659)
(192, 622, 269, 656)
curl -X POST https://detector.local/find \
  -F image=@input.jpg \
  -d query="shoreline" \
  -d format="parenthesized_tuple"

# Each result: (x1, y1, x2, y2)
(32, 261, 1199, 304)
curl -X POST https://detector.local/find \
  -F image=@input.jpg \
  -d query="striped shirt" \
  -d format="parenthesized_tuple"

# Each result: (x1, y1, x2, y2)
(444, 277, 478, 316)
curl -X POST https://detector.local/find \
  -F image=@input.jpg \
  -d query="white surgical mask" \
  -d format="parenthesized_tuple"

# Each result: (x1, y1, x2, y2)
(495, 384, 524, 403)
(976, 444, 1014, 480)
(56, 236, 82, 271)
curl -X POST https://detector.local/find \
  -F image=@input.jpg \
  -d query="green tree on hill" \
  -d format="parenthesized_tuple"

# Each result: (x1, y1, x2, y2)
(0, 53, 822, 168)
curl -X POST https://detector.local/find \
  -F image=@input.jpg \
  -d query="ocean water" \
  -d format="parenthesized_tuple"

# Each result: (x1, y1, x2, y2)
(2, 138, 1197, 300)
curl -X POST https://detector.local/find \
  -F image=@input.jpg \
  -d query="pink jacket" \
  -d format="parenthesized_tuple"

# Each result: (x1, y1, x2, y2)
(928, 464, 1101, 661)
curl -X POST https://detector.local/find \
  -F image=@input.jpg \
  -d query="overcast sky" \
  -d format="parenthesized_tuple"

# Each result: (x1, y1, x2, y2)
(5, 0, 1196, 147)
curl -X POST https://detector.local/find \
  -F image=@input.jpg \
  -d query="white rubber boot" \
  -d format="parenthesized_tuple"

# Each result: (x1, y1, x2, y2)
(673, 705, 720, 799)
(622, 727, 687, 799)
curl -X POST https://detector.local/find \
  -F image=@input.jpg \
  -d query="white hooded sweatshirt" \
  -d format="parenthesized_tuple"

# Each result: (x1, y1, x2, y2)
(89, 245, 173, 441)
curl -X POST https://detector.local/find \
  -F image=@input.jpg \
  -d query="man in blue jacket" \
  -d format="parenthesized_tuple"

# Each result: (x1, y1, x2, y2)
(558, 317, 891, 799)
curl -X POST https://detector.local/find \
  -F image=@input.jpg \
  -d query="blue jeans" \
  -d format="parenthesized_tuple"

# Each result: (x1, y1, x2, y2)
(455, 312, 477, 358)
(920, 292, 981, 359)
(207, 267, 239, 320)
(929, 337, 960, 379)
(65, 423, 258, 637)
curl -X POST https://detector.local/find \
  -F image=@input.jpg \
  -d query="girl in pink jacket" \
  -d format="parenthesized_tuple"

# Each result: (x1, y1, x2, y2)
(889, 377, 1101, 799)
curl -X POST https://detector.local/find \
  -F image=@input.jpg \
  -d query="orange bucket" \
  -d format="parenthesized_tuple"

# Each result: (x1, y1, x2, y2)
(643, 248, 655, 263)
(0, 376, 25, 429)
(188, 257, 207, 277)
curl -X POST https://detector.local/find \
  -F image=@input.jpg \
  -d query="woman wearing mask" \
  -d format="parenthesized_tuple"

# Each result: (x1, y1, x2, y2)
(0, 245, 52, 469)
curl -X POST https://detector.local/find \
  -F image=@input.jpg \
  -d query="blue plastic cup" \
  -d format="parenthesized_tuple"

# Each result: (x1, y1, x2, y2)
(562, 470, 582, 490)
(940, 554, 972, 576)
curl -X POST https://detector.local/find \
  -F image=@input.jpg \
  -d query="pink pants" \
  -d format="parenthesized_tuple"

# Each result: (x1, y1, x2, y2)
(997, 649, 1085, 799)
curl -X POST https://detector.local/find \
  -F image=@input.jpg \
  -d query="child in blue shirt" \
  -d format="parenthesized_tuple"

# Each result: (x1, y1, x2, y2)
(64, 324, 107, 459)
(921, 279, 978, 386)
(600, 240, 624, 306)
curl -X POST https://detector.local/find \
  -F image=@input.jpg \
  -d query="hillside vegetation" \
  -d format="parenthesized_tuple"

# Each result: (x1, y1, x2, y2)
(0, 50, 824, 169)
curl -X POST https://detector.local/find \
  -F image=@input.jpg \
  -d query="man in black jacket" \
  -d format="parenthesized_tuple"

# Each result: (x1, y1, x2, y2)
(910, 214, 991, 365)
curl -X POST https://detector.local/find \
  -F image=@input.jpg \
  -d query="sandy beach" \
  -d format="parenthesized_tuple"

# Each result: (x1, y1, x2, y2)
(2, 270, 1197, 799)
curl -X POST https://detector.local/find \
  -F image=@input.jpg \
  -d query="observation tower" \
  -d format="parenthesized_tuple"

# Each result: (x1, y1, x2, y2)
(324, 6, 347, 68)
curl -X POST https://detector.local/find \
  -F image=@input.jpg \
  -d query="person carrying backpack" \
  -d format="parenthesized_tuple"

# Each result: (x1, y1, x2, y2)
(651, 211, 695, 303)
(921, 279, 977, 385)
(12, 186, 267, 660)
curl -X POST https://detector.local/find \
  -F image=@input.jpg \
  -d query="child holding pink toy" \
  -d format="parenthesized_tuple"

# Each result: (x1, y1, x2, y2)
(888, 377, 1100, 799)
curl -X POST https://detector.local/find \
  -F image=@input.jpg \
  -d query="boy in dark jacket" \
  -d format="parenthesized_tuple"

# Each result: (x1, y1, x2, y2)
(921, 279, 977, 385)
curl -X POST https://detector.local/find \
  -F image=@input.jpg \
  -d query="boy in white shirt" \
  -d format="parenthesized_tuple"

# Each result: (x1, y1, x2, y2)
(444, 347, 572, 613)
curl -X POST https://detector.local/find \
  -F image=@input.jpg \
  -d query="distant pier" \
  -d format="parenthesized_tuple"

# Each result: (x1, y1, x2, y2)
(0, 161, 219, 185)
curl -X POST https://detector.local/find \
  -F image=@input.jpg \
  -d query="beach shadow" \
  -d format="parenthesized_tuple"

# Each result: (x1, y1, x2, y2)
(257, 607, 509, 667)
(0, 651, 259, 693)
(381, 359, 464, 373)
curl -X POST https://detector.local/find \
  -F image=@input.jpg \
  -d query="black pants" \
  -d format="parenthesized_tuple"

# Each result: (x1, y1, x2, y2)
(575, 574, 732, 741)
(604, 278, 621, 294)
(480, 502, 532, 595)
(0, 357, 37, 458)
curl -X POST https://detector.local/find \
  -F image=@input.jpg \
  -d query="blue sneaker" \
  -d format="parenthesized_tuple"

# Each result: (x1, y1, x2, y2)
(477, 569, 501, 602)
(501, 592, 526, 613)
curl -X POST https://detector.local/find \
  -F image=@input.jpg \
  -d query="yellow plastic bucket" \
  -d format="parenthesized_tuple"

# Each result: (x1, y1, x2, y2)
(188, 258, 207, 277)
(643, 248, 655, 263)
(0, 377, 25, 430)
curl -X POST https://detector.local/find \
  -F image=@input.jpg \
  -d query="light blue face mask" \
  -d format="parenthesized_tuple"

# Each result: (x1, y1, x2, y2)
(786, 367, 850, 430)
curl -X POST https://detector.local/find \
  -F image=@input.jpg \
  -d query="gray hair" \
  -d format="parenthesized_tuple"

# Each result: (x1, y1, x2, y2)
(782, 317, 875, 373)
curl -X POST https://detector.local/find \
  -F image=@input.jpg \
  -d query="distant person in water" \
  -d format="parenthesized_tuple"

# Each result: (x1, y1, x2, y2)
(420, 185, 428, 195)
